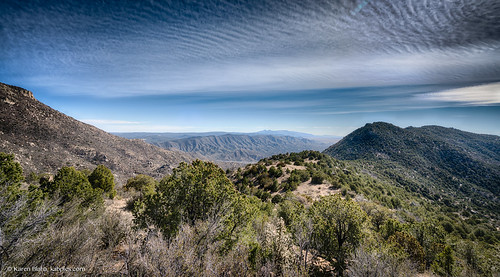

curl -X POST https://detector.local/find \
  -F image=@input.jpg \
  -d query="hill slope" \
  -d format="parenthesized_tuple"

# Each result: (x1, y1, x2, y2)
(0, 82, 192, 183)
(324, 122, 500, 220)
(152, 134, 330, 164)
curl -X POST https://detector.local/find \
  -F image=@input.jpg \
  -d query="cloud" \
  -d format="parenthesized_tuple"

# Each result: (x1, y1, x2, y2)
(420, 83, 500, 105)
(1, 0, 499, 97)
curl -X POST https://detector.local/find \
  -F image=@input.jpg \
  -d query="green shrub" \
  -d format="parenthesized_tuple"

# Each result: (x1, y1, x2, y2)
(134, 160, 250, 241)
(309, 194, 366, 276)
(89, 165, 116, 199)
(41, 166, 103, 207)
(124, 174, 157, 196)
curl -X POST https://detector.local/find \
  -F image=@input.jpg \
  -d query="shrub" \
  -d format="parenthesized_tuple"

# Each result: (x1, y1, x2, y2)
(387, 231, 425, 271)
(271, 194, 283, 204)
(134, 160, 247, 240)
(124, 174, 157, 196)
(309, 195, 367, 276)
(311, 172, 325, 184)
(0, 152, 23, 200)
(89, 165, 116, 199)
(431, 245, 456, 276)
(41, 166, 103, 207)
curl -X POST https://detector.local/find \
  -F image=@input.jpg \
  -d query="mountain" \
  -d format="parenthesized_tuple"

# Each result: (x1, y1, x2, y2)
(115, 131, 234, 142)
(151, 134, 330, 164)
(115, 130, 339, 165)
(252, 130, 316, 137)
(116, 130, 340, 143)
(252, 129, 341, 139)
(251, 130, 341, 144)
(0, 82, 193, 184)
(324, 122, 500, 221)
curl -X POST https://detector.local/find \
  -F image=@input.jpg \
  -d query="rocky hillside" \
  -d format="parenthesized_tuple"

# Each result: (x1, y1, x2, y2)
(0, 82, 193, 184)
(152, 134, 330, 164)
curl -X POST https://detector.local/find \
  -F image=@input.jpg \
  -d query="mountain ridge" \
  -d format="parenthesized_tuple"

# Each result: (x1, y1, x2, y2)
(0, 82, 193, 184)
(152, 133, 330, 164)
(323, 121, 500, 221)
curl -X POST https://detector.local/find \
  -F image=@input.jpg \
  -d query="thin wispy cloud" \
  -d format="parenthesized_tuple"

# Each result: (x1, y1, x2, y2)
(420, 83, 500, 105)
(1, 0, 499, 96)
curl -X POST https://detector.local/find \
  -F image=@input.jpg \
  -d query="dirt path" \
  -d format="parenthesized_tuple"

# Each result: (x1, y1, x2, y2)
(106, 197, 134, 222)
(294, 180, 340, 201)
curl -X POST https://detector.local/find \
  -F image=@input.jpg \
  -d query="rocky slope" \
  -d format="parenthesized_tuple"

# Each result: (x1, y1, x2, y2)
(0, 82, 193, 184)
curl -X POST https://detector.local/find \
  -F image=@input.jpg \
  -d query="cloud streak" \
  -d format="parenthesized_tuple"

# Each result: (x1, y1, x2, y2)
(420, 83, 500, 105)
(0, 0, 499, 136)
(1, 0, 499, 97)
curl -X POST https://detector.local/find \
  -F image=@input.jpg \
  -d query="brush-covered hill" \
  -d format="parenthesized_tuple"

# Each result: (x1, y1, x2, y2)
(229, 150, 500, 247)
(149, 134, 330, 164)
(0, 82, 192, 183)
(324, 122, 500, 223)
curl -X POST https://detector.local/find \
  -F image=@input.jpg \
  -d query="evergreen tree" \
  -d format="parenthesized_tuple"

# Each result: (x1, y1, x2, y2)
(432, 245, 455, 276)
(309, 194, 366, 276)
(134, 160, 243, 239)
(0, 153, 23, 200)
(41, 166, 103, 207)
(89, 165, 116, 199)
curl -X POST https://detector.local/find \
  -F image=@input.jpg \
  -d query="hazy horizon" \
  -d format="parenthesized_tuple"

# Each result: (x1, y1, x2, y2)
(1, 0, 499, 136)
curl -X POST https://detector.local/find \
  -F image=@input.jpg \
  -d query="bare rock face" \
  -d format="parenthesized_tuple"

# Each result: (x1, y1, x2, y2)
(0, 82, 193, 185)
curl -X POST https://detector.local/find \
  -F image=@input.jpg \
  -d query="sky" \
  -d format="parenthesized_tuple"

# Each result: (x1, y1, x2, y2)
(1, 0, 499, 136)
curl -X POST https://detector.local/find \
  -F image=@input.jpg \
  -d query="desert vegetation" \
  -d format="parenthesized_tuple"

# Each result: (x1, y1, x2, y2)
(1, 151, 499, 276)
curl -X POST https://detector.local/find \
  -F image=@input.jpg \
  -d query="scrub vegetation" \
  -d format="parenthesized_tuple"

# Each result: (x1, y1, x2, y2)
(1, 151, 498, 276)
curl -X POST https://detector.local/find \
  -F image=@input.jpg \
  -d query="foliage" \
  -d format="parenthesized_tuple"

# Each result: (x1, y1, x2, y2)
(88, 165, 116, 199)
(387, 231, 425, 271)
(410, 220, 446, 267)
(134, 160, 249, 241)
(1, 149, 499, 276)
(0, 153, 23, 200)
(309, 194, 367, 276)
(0, 153, 121, 275)
(258, 217, 300, 276)
(431, 245, 456, 276)
(124, 174, 157, 196)
(41, 166, 103, 207)
(349, 243, 418, 277)
(360, 201, 390, 232)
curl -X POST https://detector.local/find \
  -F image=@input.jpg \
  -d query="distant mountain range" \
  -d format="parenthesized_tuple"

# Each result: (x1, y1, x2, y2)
(324, 122, 500, 220)
(115, 130, 340, 142)
(116, 132, 337, 164)
(0, 82, 192, 183)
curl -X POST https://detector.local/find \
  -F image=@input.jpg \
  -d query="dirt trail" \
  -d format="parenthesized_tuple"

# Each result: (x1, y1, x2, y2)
(294, 181, 340, 201)
(106, 198, 133, 222)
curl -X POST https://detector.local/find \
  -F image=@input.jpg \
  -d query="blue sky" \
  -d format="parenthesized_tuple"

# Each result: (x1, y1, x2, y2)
(1, 0, 499, 136)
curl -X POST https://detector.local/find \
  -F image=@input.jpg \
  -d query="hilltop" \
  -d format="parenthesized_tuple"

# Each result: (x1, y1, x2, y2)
(0, 82, 192, 184)
(324, 122, 500, 223)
